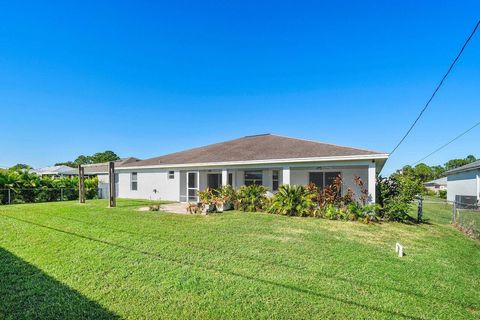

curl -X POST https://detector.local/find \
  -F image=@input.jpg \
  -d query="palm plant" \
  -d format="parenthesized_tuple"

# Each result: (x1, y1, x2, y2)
(236, 184, 267, 212)
(268, 185, 315, 216)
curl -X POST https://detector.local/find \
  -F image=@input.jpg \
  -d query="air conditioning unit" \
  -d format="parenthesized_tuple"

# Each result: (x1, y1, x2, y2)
(455, 195, 479, 209)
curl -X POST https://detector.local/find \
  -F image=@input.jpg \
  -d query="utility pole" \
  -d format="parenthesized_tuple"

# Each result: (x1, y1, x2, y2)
(108, 161, 116, 207)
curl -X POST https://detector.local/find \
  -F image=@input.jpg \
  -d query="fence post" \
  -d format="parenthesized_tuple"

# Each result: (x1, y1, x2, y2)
(417, 196, 423, 224)
(60, 188, 63, 201)
(452, 202, 457, 224)
(8, 189, 11, 205)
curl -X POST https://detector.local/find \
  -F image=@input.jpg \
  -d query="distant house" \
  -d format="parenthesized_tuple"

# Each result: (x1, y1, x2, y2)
(98, 134, 388, 203)
(81, 158, 141, 198)
(445, 160, 480, 205)
(33, 165, 77, 177)
(424, 177, 447, 193)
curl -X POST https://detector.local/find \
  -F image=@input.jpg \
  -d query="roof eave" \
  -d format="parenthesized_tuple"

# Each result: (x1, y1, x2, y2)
(118, 153, 389, 170)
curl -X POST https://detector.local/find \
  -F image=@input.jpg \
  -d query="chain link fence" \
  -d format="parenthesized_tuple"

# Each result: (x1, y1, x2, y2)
(452, 200, 480, 239)
(0, 188, 102, 205)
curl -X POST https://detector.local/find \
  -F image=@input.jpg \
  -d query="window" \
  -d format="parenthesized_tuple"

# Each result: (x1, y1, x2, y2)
(131, 172, 138, 191)
(309, 172, 341, 193)
(272, 170, 279, 191)
(228, 173, 233, 186)
(244, 170, 263, 186)
(309, 172, 324, 189)
(168, 171, 175, 179)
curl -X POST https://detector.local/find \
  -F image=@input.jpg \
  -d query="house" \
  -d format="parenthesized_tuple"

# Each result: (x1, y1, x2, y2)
(81, 158, 141, 198)
(445, 160, 480, 205)
(33, 165, 78, 177)
(424, 177, 447, 193)
(107, 134, 388, 203)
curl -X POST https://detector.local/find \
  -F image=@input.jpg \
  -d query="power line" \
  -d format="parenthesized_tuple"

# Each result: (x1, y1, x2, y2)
(412, 120, 480, 165)
(388, 20, 480, 159)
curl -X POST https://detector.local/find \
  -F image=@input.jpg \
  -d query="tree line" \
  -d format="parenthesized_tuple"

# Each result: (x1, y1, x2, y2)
(392, 154, 477, 183)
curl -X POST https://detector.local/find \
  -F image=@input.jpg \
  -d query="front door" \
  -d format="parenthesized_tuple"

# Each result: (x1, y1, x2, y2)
(186, 171, 199, 202)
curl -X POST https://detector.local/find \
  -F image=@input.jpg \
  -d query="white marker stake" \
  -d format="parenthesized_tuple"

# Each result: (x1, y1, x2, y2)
(395, 242, 404, 257)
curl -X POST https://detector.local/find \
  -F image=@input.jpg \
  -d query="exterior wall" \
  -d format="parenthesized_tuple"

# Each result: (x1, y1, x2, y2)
(111, 159, 378, 203)
(447, 170, 480, 202)
(117, 169, 180, 201)
(97, 174, 109, 199)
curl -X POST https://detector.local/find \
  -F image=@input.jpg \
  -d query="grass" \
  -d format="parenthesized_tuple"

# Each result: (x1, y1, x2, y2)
(1, 199, 479, 319)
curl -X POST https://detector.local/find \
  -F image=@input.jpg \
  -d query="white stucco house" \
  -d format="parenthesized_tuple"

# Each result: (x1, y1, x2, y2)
(445, 160, 480, 205)
(424, 177, 447, 193)
(99, 134, 388, 203)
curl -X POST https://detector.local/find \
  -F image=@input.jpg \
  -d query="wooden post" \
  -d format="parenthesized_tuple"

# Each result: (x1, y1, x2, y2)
(452, 202, 457, 224)
(78, 165, 85, 203)
(8, 189, 11, 205)
(108, 161, 116, 207)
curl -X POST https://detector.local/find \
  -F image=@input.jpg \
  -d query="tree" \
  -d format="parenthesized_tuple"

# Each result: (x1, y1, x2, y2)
(74, 155, 93, 165)
(9, 164, 31, 171)
(56, 151, 121, 168)
(90, 151, 120, 163)
(54, 161, 76, 168)
(444, 155, 476, 171)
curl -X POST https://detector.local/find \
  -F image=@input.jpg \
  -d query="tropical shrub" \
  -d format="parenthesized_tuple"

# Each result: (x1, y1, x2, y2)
(438, 190, 447, 199)
(235, 184, 267, 212)
(0, 168, 98, 204)
(268, 185, 315, 216)
(198, 188, 218, 212)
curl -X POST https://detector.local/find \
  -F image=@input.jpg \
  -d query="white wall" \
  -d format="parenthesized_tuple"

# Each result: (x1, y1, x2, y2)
(97, 174, 109, 199)
(447, 170, 479, 202)
(117, 169, 180, 201)
(111, 160, 377, 202)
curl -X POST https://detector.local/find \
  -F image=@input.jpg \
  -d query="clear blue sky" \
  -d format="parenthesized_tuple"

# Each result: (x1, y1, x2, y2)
(1, 1, 479, 174)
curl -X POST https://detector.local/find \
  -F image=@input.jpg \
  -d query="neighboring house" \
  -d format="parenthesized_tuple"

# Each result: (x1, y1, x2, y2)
(108, 134, 388, 203)
(424, 177, 447, 193)
(33, 165, 78, 177)
(82, 158, 141, 198)
(445, 160, 480, 205)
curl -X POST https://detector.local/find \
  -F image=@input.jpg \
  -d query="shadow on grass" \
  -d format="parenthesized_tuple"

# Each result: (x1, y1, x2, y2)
(0, 247, 119, 320)
(1, 215, 423, 320)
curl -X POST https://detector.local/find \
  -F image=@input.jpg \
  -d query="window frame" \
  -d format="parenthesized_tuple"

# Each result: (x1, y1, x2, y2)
(272, 170, 279, 191)
(244, 170, 263, 186)
(308, 171, 341, 193)
(130, 172, 138, 191)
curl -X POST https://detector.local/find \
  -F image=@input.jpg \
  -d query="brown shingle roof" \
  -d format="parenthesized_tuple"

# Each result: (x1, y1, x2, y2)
(124, 134, 386, 167)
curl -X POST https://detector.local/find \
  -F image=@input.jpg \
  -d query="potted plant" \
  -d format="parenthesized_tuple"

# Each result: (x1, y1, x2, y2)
(198, 188, 217, 214)
(216, 185, 236, 212)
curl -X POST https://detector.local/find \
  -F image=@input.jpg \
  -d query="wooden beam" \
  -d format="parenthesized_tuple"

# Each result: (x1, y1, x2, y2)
(108, 161, 116, 207)
(78, 165, 85, 203)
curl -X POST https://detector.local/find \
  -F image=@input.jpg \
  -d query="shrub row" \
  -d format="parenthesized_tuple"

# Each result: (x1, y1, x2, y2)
(194, 175, 417, 223)
(0, 169, 98, 204)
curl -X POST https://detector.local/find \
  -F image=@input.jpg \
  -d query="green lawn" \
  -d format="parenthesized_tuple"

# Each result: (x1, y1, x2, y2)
(1, 200, 479, 319)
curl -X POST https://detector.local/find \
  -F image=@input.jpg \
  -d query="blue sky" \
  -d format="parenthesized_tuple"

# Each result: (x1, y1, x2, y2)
(0, 1, 479, 174)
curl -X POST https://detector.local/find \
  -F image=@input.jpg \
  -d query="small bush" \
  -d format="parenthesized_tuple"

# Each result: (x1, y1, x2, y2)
(438, 190, 447, 199)
(236, 185, 268, 212)
(268, 185, 315, 216)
